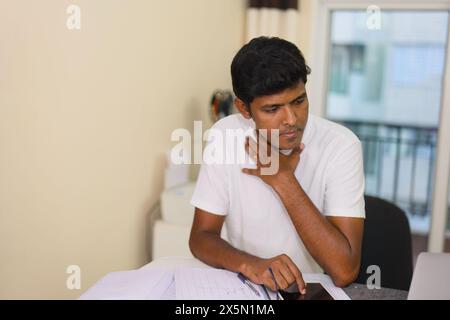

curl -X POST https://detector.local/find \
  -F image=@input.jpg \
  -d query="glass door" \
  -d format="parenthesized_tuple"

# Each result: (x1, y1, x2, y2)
(324, 10, 449, 262)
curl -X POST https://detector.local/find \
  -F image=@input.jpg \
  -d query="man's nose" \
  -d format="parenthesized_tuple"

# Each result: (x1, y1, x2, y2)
(283, 106, 297, 126)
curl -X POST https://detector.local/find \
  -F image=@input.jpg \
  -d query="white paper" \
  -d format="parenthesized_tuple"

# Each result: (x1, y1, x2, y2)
(174, 268, 281, 300)
(160, 276, 176, 300)
(78, 268, 173, 300)
(78, 266, 349, 300)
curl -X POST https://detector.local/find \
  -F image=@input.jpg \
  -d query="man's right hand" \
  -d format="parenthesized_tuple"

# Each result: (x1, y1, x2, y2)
(241, 254, 306, 294)
(189, 209, 306, 294)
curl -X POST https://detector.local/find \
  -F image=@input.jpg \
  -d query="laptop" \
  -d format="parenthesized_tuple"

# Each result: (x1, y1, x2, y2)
(407, 252, 450, 300)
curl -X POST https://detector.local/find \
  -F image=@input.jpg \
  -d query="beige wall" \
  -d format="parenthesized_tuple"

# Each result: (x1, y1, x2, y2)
(0, 0, 245, 299)
(298, 0, 314, 61)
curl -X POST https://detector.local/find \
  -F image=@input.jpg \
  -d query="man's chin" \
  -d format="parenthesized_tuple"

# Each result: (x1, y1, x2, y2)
(267, 135, 301, 151)
(278, 141, 301, 151)
(278, 142, 300, 151)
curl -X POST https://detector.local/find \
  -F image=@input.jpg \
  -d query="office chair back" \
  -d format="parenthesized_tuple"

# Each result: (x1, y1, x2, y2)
(355, 195, 413, 291)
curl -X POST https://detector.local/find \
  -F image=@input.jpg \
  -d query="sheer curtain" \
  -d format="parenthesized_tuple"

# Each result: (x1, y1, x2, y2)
(246, 0, 299, 43)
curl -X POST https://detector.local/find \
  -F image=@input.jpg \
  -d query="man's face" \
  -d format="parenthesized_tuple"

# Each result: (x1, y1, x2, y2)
(236, 81, 309, 150)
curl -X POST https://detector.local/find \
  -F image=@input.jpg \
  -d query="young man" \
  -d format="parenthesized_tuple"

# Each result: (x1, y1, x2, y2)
(189, 37, 365, 293)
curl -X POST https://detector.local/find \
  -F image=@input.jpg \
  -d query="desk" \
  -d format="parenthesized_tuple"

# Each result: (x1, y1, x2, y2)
(141, 256, 408, 300)
(344, 283, 407, 300)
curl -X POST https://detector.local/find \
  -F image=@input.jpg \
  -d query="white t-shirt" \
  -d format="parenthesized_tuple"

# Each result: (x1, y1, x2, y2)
(190, 113, 365, 273)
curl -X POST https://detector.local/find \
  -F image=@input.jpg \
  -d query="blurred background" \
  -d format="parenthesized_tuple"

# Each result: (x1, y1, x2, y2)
(1, 0, 450, 299)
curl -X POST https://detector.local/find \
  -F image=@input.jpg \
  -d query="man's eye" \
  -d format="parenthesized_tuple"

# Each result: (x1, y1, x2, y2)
(265, 107, 278, 113)
(294, 99, 305, 105)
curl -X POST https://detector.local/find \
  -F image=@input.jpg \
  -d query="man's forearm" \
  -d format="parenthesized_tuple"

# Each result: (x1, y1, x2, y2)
(273, 176, 359, 285)
(189, 231, 258, 274)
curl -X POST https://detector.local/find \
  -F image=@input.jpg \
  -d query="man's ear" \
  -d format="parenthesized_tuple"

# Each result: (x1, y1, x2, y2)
(234, 98, 252, 119)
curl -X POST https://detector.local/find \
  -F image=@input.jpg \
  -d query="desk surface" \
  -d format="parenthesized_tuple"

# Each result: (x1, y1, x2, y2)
(344, 283, 407, 300)
(142, 256, 408, 300)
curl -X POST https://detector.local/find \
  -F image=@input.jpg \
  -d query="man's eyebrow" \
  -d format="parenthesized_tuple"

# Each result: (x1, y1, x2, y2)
(260, 92, 307, 109)
(289, 92, 307, 104)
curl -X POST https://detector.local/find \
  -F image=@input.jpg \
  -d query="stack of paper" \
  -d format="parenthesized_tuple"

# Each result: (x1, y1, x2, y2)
(79, 267, 350, 300)
(78, 268, 173, 300)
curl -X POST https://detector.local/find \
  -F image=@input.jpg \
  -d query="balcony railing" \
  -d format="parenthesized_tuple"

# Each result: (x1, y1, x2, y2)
(331, 119, 438, 218)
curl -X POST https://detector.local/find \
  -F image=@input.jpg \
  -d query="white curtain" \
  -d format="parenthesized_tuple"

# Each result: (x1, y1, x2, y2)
(246, 0, 299, 44)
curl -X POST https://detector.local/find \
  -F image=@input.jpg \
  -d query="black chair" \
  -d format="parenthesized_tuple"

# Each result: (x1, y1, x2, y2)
(355, 195, 413, 291)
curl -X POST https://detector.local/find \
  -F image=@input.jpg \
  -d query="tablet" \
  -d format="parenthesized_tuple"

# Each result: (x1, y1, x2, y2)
(280, 283, 334, 300)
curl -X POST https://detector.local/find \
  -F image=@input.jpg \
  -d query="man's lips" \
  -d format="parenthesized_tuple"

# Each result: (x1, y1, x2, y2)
(280, 128, 301, 138)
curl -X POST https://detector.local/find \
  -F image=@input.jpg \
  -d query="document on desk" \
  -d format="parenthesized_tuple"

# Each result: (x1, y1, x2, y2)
(175, 268, 279, 300)
(79, 268, 174, 300)
(78, 267, 350, 300)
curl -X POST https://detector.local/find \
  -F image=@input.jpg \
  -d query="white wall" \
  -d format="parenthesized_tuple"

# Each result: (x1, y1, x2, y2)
(0, 0, 245, 299)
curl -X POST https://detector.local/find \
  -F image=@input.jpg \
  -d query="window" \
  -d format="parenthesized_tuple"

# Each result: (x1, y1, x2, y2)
(325, 10, 449, 239)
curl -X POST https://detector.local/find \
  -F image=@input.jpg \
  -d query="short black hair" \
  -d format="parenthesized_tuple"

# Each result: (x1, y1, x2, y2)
(231, 36, 311, 106)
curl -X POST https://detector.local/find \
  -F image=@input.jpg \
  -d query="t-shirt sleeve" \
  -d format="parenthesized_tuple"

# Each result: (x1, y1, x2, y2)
(323, 140, 365, 218)
(190, 145, 229, 216)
